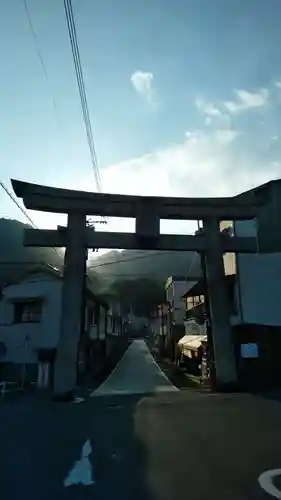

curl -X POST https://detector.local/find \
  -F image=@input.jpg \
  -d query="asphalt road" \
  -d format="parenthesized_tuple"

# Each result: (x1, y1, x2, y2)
(91, 339, 178, 396)
(1, 340, 281, 500)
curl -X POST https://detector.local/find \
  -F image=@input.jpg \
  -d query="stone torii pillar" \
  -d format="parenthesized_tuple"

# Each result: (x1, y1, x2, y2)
(203, 217, 237, 389)
(53, 213, 86, 401)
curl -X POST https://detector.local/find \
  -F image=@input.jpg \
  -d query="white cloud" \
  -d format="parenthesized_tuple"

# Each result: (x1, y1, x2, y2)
(27, 122, 281, 242)
(98, 126, 280, 236)
(130, 71, 157, 104)
(205, 116, 213, 126)
(274, 80, 281, 89)
(214, 129, 240, 143)
(223, 88, 269, 113)
(195, 98, 222, 117)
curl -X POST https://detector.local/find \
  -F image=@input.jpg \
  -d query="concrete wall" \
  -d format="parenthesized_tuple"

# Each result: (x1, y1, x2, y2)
(0, 274, 62, 365)
(234, 219, 281, 326)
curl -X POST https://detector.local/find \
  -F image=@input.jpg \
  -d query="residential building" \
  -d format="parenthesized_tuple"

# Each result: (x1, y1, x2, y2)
(182, 193, 281, 388)
(160, 276, 200, 358)
(221, 217, 281, 327)
(184, 213, 281, 330)
(165, 276, 198, 325)
(220, 215, 281, 387)
(0, 264, 111, 383)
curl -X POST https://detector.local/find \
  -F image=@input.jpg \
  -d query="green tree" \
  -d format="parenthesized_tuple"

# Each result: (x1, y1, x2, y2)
(108, 278, 165, 317)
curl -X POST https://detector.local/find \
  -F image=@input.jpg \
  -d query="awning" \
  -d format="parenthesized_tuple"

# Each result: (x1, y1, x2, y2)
(178, 335, 207, 359)
(178, 334, 207, 347)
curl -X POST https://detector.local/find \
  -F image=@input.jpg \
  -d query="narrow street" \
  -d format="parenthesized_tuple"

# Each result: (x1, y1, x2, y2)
(1, 340, 281, 500)
(91, 339, 178, 396)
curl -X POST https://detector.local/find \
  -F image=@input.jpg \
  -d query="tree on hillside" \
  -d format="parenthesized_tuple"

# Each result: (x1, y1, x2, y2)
(108, 278, 165, 317)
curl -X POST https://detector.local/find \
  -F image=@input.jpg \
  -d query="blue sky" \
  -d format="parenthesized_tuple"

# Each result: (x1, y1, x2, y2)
(1, 0, 281, 235)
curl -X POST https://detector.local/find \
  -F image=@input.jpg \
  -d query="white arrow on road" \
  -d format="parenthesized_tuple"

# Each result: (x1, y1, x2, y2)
(258, 469, 281, 499)
(63, 439, 94, 487)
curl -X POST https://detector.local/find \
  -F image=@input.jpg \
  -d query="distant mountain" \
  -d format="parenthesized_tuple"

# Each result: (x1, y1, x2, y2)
(0, 218, 202, 315)
(88, 249, 202, 288)
(0, 218, 64, 286)
(88, 249, 202, 316)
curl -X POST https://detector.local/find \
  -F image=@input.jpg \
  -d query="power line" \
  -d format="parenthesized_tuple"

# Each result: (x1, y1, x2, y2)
(87, 250, 193, 270)
(23, 0, 103, 205)
(0, 181, 37, 228)
(92, 273, 169, 278)
(0, 181, 62, 261)
(0, 261, 58, 265)
(63, 0, 102, 193)
(187, 249, 199, 276)
(22, 0, 62, 125)
(185, 220, 202, 276)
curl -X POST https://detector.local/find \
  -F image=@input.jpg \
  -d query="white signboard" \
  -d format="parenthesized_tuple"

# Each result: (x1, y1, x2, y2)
(241, 343, 259, 359)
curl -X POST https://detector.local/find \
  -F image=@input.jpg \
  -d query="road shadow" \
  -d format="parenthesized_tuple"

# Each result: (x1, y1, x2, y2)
(149, 346, 202, 391)
(88, 393, 155, 500)
(253, 387, 281, 404)
(0, 391, 155, 500)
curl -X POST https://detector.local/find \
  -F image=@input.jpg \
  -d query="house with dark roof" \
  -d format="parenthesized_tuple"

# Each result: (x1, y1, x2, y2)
(0, 263, 114, 385)
(156, 275, 201, 359)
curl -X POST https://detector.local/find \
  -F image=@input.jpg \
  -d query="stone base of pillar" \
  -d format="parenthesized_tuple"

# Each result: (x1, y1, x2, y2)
(52, 390, 75, 402)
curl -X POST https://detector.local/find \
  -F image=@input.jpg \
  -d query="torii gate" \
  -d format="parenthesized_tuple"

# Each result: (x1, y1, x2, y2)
(10, 178, 280, 400)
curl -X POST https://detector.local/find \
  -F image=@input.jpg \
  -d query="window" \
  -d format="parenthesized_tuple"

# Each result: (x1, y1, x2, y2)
(186, 297, 193, 310)
(14, 300, 42, 323)
(194, 295, 201, 306)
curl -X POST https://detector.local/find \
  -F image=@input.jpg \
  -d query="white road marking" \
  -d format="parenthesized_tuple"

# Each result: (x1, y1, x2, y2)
(73, 397, 84, 404)
(63, 439, 94, 487)
(258, 469, 281, 498)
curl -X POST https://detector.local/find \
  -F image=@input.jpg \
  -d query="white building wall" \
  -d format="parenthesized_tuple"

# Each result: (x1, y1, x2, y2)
(234, 219, 281, 326)
(0, 274, 62, 364)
